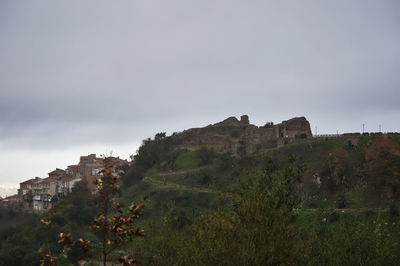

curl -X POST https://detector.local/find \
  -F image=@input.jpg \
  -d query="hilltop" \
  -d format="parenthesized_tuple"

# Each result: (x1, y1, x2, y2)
(1, 115, 400, 265)
(123, 126, 400, 211)
(173, 115, 312, 157)
(117, 115, 400, 221)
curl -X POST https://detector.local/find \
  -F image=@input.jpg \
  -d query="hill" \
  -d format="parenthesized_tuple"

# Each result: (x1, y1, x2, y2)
(1, 116, 400, 265)
(121, 129, 400, 214)
(118, 130, 400, 265)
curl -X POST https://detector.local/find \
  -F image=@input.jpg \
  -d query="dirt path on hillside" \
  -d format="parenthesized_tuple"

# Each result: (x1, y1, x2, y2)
(297, 207, 388, 213)
(143, 176, 216, 193)
(146, 166, 214, 178)
(142, 166, 217, 193)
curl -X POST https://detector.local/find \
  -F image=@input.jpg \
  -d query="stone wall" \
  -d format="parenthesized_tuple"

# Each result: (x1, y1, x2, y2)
(173, 115, 312, 157)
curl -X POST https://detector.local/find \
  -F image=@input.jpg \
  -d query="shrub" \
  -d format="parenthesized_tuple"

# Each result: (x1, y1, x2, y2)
(389, 203, 399, 219)
(336, 193, 347, 209)
(263, 121, 274, 128)
(197, 147, 214, 166)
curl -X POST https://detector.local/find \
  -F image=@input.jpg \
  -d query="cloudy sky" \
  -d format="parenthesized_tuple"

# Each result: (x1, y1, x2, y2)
(0, 0, 399, 192)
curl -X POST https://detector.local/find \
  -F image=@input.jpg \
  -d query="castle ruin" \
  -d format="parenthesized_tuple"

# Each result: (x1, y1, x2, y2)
(173, 115, 312, 157)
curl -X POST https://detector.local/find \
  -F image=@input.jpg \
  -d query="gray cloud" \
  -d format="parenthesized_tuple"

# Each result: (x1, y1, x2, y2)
(0, 0, 399, 183)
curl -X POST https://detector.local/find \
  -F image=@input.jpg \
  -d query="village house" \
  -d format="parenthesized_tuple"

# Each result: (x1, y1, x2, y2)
(16, 153, 129, 212)
(18, 177, 41, 209)
(48, 168, 66, 179)
(0, 194, 19, 208)
(59, 175, 81, 196)
(77, 154, 128, 193)
(32, 178, 58, 211)
(66, 164, 78, 177)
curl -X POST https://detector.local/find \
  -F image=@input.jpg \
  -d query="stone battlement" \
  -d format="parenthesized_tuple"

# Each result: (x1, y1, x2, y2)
(173, 115, 312, 157)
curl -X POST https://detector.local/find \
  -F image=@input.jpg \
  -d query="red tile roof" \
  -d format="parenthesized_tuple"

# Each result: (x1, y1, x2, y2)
(60, 174, 73, 182)
(20, 178, 35, 185)
(5, 194, 18, 200)
(40, 178, 58, 184)
(48, 169, 66, 175)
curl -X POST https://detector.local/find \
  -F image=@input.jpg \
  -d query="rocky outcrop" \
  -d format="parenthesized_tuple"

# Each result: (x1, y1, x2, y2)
(173, 115, 312, 157)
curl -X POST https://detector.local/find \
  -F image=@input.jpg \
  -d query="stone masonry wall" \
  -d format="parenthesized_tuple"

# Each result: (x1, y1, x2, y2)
(173, 115, 312, 157)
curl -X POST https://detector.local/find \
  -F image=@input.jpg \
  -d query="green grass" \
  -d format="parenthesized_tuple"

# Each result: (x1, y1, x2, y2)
(174, 150, 199, 169)
(144, 166, 158, 177)
(150, 170, 211, 189)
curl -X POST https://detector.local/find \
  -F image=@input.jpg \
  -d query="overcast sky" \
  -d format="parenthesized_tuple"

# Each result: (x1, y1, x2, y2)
(0, 0, 399, 191)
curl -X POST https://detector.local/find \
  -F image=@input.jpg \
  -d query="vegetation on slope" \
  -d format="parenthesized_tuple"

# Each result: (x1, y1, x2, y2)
(1, 133, 400, 265)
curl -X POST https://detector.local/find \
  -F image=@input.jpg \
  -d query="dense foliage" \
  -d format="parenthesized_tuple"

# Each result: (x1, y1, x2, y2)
(128, 154, 400, 265)
(1, 134, 400, 265)
(0, 182, 96, 266)
(365, 138, 400, 198)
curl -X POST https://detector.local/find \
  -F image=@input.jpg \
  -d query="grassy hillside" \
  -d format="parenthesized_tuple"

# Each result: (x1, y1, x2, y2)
(117, 133, 400, 264)
(1, 133, 400, 265)
(125, 133, 400, 210)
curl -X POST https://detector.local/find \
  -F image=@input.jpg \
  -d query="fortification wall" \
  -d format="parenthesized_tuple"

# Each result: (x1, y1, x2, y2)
(173, 115, 312, 157)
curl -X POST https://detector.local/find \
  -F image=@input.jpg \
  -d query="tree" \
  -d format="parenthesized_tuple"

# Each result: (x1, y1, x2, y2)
(40, 157, 145, 266)
(154, 132, 166, 141)
(152, 155, 305, 265)
(263, 121, 274, 128)
(320, 148, 352, 193)
(133, 134, 173, 170)
(365, 138, 400, 198)
(91, 157, 145, 265)
(197, 147, 214, 166)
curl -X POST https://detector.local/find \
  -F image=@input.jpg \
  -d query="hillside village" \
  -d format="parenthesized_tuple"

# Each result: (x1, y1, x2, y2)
(0, 115, 392, 212)
(0, 115, 313, 211)
(0, 154, 129, 212)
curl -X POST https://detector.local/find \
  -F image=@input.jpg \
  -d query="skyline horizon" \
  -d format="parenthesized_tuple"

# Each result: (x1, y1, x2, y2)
(1, 113, 398, 195)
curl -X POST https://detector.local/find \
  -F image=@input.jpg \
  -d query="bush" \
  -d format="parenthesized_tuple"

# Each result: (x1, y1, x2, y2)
(336, 193, 347, 209)
(197, 147, 214, 166)
(263, 121, 274, 128)
(296, 133, 308, 139)
(217, 153, 235, 171)
(389, 203, 399, 219)
(328, 211, 339, 222)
